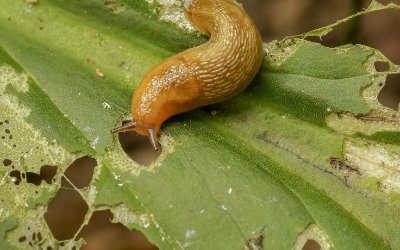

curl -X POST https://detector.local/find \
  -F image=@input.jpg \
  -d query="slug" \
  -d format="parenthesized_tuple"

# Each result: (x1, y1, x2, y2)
(112, 0, 264, 150)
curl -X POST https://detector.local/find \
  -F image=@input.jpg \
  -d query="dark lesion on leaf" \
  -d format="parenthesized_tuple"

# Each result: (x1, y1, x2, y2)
(244, 227, 265, 250)
(329, 157, 362, 186)
(329, 157, 361, 176)
(256, 131, 364, 190)
(104, 0, 126, 13)
(336, 111, 399, 123)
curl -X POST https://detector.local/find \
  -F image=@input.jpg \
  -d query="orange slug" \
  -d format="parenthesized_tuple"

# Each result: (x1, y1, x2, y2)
(112, 0, 264, 150)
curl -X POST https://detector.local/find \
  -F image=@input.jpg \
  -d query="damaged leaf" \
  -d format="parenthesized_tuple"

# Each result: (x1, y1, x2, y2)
(0, 0, 400, 249)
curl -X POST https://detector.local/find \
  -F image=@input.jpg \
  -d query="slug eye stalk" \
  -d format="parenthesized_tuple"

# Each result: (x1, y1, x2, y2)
(112, 121, 161, 151)
(111, 121, 136, 134)
(147, 128, 160, 151)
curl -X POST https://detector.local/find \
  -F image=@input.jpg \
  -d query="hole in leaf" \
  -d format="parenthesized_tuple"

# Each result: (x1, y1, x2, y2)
(9, 170, 22, 185)
(26, 165, 57, 186)
(44, 186, 88, 241)
(118, 121, 161, 166)
(302, 239, 321, 250)
(378, 74, 400, 111)
(40, 165, 58, 184)
(374, 61, 390, 72)
(26, 172, 42, 186)
(44, 156, 96, 241)
(3, 159, 12, 166)
(78, 210, 158, 250)
(62, 156, 97, 189)
(37, 232, 42, 242)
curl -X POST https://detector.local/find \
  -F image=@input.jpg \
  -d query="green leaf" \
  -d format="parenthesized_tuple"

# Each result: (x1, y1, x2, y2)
(0, 217, 17, 250)
(1, 0, 400, 249)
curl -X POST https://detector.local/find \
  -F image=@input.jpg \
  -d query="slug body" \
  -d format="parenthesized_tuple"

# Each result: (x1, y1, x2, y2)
(113, 0, 263, 150)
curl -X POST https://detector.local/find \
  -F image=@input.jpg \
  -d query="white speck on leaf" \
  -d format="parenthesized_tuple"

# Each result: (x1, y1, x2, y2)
(183, 229, 197, 247)
(24, 5, 32, 13)
(91, 136, 100, 149)
(140, 214, 150, 228)
(221, 205, 228, 211)
(228, 188, 232, 194)
(102, 102, 111, 109)
(185, 229, 196, 239)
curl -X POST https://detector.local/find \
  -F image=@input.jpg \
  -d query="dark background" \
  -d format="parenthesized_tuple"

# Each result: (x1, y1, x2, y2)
(45, 1, 400, 250)
(246, 0, 400, 110)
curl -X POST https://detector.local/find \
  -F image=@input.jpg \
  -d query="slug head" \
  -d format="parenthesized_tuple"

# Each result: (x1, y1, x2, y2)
(112, 120, 161, 151)
(112, 86, 167, 152)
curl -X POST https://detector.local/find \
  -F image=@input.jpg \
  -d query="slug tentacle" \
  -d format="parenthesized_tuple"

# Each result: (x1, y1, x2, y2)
(112, 0, 264, 150)
(148, 128, 160, 151)
(111, 121, 136, 134)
